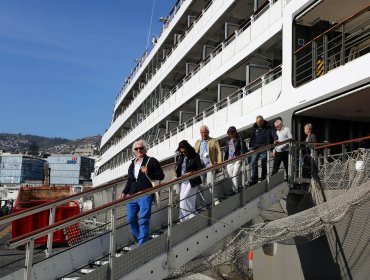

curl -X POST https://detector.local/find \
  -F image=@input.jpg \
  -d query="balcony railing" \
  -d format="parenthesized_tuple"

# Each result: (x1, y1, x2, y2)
(99, 65, 282, 173)
(114, 0, 188, 107)
(102, 0, 279, 155)
(293, 4, 370, 87)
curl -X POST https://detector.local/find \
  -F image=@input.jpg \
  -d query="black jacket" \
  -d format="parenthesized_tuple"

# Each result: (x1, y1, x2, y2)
(224, 137, 248, 161)
(122, 155, 165, 195)
(249, 121, 274, 150)
(175, 154, 203, 188)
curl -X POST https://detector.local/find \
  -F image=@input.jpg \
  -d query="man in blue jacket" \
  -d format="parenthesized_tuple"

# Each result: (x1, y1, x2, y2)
(249, 115, 274, 184)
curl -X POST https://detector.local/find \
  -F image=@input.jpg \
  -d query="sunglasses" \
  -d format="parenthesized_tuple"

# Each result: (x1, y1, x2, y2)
(134, 147, 144, 151)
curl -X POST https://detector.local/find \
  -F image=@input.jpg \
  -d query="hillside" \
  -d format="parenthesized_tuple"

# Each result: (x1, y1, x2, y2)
(0, 133, 101, 155)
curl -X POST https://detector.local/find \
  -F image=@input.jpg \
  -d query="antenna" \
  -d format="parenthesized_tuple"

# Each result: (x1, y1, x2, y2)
(146, 0, 156, 50)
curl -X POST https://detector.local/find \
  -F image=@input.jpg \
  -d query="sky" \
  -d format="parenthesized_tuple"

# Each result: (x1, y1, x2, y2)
(0, 0, 175, 140)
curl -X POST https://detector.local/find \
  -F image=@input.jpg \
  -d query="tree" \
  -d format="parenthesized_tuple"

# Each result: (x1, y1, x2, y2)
(28, 142, 39, 156)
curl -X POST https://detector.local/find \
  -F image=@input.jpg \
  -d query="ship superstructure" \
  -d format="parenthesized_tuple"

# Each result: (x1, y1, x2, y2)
(94, 0, 370, 187)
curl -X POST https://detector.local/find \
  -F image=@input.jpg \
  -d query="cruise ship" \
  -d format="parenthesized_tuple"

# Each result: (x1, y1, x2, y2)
(0, 0, 369, 279)
(94, 0, 369, 186)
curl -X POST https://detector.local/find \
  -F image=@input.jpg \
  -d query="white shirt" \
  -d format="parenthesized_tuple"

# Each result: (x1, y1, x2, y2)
(275, 126, 292, 152)
(134, 158, 143, 179)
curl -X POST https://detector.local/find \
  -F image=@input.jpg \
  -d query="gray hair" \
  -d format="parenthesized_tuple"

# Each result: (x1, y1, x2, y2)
(274, 119, 283, 126)
(132, 139, 149, 153)
(304, 123, 313, 130)
(200, 125, 209, 132)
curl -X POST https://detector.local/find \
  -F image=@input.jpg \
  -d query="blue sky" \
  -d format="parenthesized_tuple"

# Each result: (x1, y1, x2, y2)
(0, 0, 174, 139)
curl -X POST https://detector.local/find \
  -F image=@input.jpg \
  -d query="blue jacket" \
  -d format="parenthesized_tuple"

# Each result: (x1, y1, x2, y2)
(249, 121, 274, 150)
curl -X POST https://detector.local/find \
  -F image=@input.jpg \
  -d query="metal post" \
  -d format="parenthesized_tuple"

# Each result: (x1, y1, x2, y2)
(108, 207, 117, 280)
(310, 147, 315, 177)
(293, 54, 297, 87)
(342, 144, 346, 162)
(246, 156, 251, 184)
(167, 187, 173, 252)
(166, 186, 176, 273)
(46, 206, 56, 257)
(340, 25, 345, 65)
(241, 159, 246, 206)
(323, 35, 328, 74)
(288, 142, 293, 186)
(266, 151, 270, 192)
(298, 148, 303, 179)
(324, 148, 329, 186)
(24, 240, 35, 280)
(312, 41, 317, 80)
(209, 170, 215, 226)
(112, 186, 117, 202)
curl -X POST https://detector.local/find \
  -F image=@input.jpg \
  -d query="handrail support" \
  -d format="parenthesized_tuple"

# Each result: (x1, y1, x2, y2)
(46, 206, 56, 258)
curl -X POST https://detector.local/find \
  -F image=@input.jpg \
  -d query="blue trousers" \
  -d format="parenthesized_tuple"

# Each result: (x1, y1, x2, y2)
(126, 195, 152, 245)
(251, 151, 267, 182)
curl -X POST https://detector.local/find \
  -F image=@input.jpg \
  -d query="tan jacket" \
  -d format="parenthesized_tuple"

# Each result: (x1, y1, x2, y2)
(194, 138, 222, 165)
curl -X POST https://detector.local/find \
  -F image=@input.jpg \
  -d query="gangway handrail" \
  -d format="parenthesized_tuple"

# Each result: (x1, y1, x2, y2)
(0, 178, 126, 226)
(294, 4, 370, 54)
(0, 162, 174, 226)
(314, 135, 370, 150)
(6, 139, 295, 248)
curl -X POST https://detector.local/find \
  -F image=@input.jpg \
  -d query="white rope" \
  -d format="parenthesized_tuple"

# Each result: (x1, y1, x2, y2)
(146, 0, 156, 50)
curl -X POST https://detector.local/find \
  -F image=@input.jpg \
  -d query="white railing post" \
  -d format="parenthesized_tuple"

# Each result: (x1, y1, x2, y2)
(241, 159, 246, 206)
(266, 151, 270, 191)
(166, 186, 176, 273)
(24, 240, 35, 280)
(46, 206, 56, 257)
(209, 170, 215, 226)
(288, 142, 293, 186)
(167, 186, 173, 251)
(298, 148, 303, 179)
(108, 207, 117, 280)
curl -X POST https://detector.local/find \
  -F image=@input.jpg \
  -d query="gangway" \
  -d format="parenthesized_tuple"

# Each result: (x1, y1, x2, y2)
(0, 139, 302, 280)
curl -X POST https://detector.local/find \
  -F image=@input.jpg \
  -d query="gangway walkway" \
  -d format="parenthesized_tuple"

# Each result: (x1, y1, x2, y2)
(4, 137, 355, 280)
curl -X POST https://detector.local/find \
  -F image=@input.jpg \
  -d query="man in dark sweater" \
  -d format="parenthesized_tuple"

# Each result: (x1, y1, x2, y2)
(120, 139, 164, 245)
(249, 115, 274, 184)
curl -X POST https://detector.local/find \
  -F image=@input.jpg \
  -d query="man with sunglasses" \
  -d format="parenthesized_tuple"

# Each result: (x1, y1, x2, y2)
(272, 119, 292, 180)
(120, 139, 164, 245)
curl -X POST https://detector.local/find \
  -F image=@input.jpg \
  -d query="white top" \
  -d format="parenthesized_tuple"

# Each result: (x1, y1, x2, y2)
(134, 158, 143, 179)
(274, 126, 292, 152)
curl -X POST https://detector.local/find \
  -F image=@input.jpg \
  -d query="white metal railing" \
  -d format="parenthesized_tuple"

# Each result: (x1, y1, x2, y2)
(104, 0, 220, 149)
(293, 5, 370, 87)
(4, 139, 294, 280)
(99, 0, 283, 166)
(102, 0, 282, 151)
(97, 65, 282, 178)
(114, 0, 188, 108)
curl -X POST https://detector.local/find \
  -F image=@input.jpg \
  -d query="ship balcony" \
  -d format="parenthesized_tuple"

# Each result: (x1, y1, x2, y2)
(113, 0, 189, 108)
(293, 3, 370, 87)
(103, 0, 284, 148)
(100, 0, 284, 159)
(112, 0, 219, 119)
(94, 66, 282, 186)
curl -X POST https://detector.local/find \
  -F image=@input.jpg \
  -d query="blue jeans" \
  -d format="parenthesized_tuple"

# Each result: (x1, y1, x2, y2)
(126, 195, 152, 245)
(251, 151, 267, 182)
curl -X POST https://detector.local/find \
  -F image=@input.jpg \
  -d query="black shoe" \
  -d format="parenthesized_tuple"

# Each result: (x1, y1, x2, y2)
(224, 191, 235, 196)
(249, 180, 258, 186)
